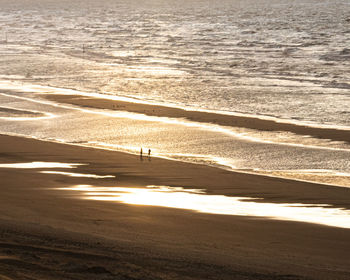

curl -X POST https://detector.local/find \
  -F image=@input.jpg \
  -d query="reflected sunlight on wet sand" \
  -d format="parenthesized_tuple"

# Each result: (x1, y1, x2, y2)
(60, 185, 350, 229)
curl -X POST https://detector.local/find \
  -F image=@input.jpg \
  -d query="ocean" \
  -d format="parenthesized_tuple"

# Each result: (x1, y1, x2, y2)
(0, 0, 349, 186)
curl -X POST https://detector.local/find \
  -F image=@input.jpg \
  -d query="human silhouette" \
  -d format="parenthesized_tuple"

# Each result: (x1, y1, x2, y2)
(148, 149, 151, 161)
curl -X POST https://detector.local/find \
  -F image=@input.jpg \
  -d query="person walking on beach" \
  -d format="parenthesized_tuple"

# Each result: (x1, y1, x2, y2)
(148, 149, 151, 157)
(140, 148, 143, 159)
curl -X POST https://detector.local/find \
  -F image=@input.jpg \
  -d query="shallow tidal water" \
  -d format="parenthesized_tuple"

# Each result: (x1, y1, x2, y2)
(0, 88, 349, 187)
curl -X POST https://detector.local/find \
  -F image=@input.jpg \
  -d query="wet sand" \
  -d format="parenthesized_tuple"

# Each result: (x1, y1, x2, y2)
(0, 134, 349, 280)
(0, 106, 44, 118)
(45, 94, 350, 144)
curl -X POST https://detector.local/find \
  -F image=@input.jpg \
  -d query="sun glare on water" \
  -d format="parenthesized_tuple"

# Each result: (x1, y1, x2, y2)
(0, 162, 83, 169)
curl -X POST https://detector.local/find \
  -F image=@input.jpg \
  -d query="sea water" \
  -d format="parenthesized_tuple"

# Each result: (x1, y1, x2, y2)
(0, 0, 349, 126)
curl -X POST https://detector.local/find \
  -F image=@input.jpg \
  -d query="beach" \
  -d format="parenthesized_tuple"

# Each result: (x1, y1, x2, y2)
(0, 134, 349, 280)
(1, 0, 349, 278)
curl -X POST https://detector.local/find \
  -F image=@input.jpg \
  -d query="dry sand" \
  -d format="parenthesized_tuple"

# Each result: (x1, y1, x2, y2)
(0, 134, 349, 280)
(44, 94, 350, 144)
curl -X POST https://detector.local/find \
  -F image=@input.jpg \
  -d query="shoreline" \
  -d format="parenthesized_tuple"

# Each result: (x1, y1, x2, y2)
(1, 85, 350, 187)
(5, 131, 350, 189)
(1, 80, 349, 131)
(43, 93, 350, 144)
(0, 134, 349, 279)
(1, 133, 349, 208)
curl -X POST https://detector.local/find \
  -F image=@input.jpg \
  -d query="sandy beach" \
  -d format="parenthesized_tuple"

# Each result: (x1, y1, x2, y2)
(1, 0, 350, 279)
(0, 134, 349, 280)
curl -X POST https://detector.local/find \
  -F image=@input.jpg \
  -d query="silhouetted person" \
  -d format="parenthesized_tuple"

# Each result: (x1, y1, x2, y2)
(140, 147, 143, 161)
(148, 149, 151, 161)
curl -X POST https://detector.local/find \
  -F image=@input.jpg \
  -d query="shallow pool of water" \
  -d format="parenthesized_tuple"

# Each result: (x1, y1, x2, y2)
(61, 185, 350, 229)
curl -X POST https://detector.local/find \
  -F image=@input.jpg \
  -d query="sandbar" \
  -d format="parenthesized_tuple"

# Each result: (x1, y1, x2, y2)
(44, 94, 350, 144)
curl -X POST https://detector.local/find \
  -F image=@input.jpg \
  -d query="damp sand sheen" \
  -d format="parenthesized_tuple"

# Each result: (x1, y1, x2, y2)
(62, 185, 350, 229)
(0, 161, 349, 229)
